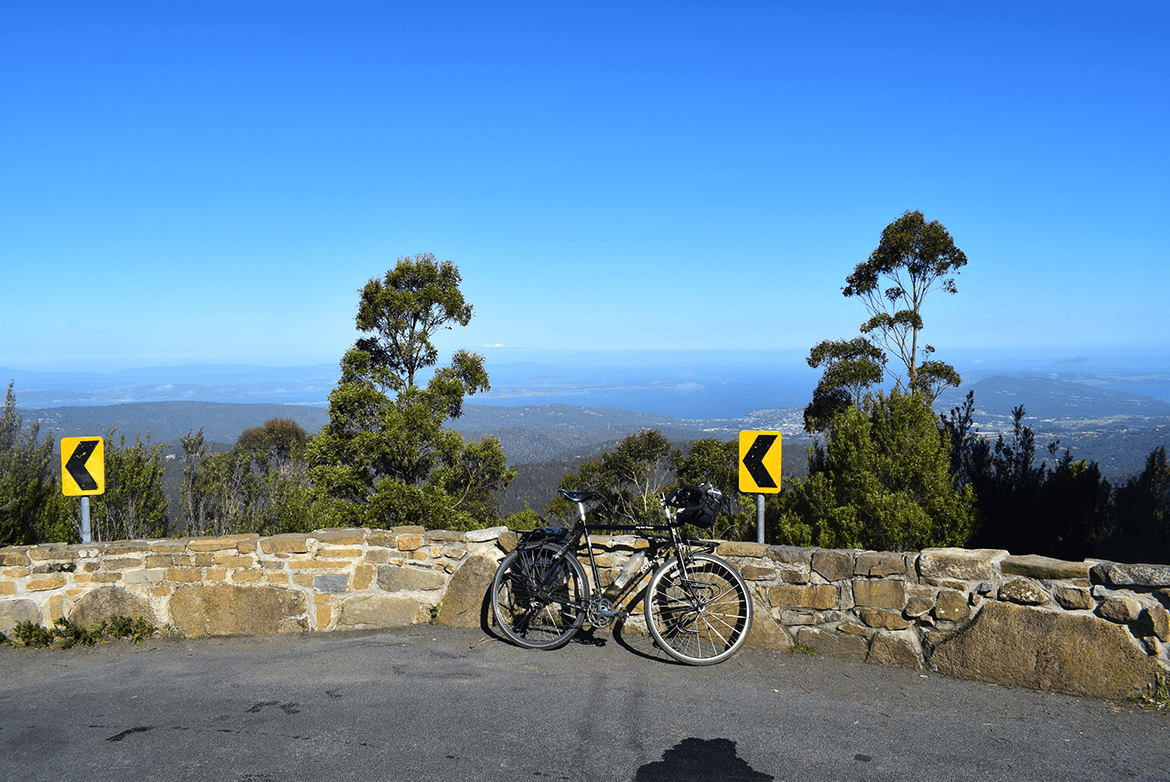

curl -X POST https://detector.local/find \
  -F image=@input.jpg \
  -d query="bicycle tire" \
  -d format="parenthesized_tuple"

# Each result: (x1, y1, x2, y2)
(644, 552, 753, 665)
(490, 543, 588, 650)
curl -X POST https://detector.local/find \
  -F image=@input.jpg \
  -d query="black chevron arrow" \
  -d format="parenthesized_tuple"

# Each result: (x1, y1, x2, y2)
(65, 440, 100, 491)
(743, 434, 778, 489)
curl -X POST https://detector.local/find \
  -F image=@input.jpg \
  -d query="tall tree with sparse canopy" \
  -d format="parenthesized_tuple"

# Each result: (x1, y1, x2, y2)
(806, 210, 967, 429)
(308, 254, 515, 530)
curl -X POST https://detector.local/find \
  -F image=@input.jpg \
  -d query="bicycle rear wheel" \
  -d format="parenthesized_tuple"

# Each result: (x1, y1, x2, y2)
(490, 544, 587, 650)
(644, 552, 753, 665)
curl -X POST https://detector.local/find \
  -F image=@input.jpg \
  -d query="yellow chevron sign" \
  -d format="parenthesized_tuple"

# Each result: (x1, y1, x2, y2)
(739, 430, 782, 493)
(61, 437, 105, 496)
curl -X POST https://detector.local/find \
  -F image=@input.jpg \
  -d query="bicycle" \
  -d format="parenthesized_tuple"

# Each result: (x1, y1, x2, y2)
(489, 483, 754, 665)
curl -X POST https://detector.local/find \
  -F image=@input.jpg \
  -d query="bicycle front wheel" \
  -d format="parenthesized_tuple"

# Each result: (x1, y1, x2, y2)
(490, 544, 587, 650)
(644, 552, 753, 665)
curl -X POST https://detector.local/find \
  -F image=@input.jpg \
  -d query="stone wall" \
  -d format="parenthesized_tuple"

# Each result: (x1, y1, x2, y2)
(2, 528, 1167, 701)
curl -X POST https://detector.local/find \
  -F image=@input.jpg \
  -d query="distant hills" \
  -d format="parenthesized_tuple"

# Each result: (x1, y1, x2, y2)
(10, 370, 1170, 482)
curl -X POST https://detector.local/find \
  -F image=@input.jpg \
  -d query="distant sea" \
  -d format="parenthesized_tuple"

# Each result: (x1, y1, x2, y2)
(5, 346, 1169, 420)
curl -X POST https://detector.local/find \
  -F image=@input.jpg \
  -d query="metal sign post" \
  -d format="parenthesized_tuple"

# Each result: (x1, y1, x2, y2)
(738, 431, 782, 544)
(61, 437, 105, 543)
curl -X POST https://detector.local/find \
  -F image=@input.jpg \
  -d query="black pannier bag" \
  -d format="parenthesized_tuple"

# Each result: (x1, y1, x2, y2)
(669, 483, 723, 528)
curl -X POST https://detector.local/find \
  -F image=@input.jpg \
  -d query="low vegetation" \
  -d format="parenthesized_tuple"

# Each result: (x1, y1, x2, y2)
(3, 614, 157, 649)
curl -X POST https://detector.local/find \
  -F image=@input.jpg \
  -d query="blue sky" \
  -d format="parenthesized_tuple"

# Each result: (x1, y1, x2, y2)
(3, 1, 1168, 375)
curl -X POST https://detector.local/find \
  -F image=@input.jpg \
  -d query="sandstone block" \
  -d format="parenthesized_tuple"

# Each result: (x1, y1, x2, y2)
(852, 579, 906, 609)
(354, 564, 375, 591)
(366, 529, 398, 549)
(858, 608, 911, 630)
(170, 584, 307, 636)
(1054, 586, 1094, 610)
(1097, 597, 1142, 623)
(396, 535, 423, 552)
(904, 595, 935, 618)
(213, 554, 255, 568)
(288, 559, 349, 571)
(314, 574, 349, 593)
(739, 565, 776, 581)
(867, 633, 922, 669)
(377, 564, 447, 592)
(1138, 606, 1169, 642)
(718, 541, 767, 558)
(27, 575, 66, 592)
(105, 543, 148, 555)
(392, 525, 426, 534)
(68, 585, 158, 627)
(312, 528, 368, 546)
(0, 548, 31, 566)
(102, 557, 144, 571)
(425, 530, 464, 543)
(745, 613, 793, 652)
(318, 547, 362, 559)
(0, 599, 40, 635)
(1001, 554, 1090, 581)
(436, 554, 498, 628)
(496, 531, 519, 553)
(123, 569, 165, 584)
(998, 578, 1048, 606)
(167, 567, 204, 582)
(855, 552, 906, 578)
(465, 526, 507, 543)
(231, 570, 262, 583)
(777, 609, 818, 626)
(795, 627, 868, 661)
(0, 582, 14, 596)
(316, 601, 333, 630)
(933, 590, 969, 622)
(1091, 562, 1170, 588)
(781, 569, 810, 584)
(441, 547, 468, 560)
(186, 538, 238, 553)
(27, 545, 76, 562)
(919, 548, 1006, 582)
(768, 584, 837, 610)
(766, 545, 812, 565)
(931, 601, 1164, 700)
(337, 594, 424, 629)
(260, 534, 310, 555)
(812, 550, 854, 582)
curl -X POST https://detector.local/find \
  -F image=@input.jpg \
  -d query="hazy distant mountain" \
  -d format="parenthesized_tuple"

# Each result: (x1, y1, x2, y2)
(11, 369, 1170, 481)
(1, 365, 338, 407)
(937, 376, 1170, 430)
(23, 402, 332, 449)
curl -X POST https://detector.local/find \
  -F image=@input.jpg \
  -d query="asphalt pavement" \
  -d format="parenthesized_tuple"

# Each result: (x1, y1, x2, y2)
(1, 624, 1167, 782)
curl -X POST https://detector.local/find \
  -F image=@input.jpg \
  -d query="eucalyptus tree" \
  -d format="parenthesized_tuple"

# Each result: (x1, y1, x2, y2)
(806, 210, 967, 428)
(308, 254, 514, 530)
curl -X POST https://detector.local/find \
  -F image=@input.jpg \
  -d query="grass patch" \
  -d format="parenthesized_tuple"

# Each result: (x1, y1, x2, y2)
(788, 643, 817, 656)
(5, 614, 157, 650)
